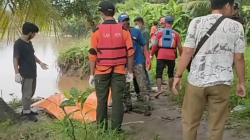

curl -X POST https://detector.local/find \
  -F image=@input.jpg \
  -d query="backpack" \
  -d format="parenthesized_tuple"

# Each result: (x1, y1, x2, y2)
(161, 29, 175, 49)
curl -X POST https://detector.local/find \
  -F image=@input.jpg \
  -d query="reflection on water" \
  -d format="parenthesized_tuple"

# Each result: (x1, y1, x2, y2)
(0, 35, 88, 102)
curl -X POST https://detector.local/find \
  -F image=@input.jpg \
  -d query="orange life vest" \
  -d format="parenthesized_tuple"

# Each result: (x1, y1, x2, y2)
(96, 24, 127, 66)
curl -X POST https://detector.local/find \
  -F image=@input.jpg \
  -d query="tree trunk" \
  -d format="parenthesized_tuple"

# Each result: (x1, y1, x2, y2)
(0, 98, 19, 122)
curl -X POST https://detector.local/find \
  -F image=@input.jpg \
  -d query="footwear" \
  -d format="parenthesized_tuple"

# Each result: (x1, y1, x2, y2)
(21, 113, 38, 122)
(124, 104, 132, 113)
(144, 105, 152, 116)
(21, 110, 38, 115)
(144, 110, 152, 116)
(154, 91, 164, 99)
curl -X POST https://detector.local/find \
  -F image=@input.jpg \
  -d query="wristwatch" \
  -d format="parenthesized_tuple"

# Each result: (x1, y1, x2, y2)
(174, 74, 182, 78)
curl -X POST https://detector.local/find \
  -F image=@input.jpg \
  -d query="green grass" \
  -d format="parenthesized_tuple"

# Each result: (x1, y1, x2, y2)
(0, 120, 125, 140)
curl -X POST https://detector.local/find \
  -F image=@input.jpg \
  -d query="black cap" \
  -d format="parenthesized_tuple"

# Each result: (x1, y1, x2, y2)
(98, 1, 115, 13)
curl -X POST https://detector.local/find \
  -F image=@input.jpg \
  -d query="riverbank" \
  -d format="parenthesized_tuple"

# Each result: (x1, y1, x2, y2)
(0, 89, 249, 140)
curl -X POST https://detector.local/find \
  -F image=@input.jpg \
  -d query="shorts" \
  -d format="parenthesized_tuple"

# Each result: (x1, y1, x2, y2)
(156, 59, 175, 79)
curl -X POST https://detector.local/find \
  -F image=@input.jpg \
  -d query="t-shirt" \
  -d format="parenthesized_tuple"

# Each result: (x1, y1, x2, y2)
(13, 39, 37, 78)
(184, 14, 246, 87)
(130, 28, 146, 65)
(141, 28, 150, 44)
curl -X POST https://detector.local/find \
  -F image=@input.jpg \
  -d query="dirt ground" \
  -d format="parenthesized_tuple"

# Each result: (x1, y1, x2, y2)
(122, 93, 250, 140)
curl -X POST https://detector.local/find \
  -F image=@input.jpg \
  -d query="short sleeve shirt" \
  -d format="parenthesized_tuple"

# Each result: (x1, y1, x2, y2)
(184, 14, 245, 87)
(13, 39, 37, 78)
(131, 28, 146, 65)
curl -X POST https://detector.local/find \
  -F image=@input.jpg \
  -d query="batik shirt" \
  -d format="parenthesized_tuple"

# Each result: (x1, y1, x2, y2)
(184, 14, 245, 87)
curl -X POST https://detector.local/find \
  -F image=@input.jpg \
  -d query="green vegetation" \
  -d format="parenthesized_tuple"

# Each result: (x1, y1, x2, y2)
(0, 120, 125, 140)
(58, 38, 90, 76)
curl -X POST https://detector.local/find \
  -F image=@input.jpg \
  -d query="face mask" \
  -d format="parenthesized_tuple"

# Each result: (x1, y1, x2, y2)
(135, 25, 140, 29)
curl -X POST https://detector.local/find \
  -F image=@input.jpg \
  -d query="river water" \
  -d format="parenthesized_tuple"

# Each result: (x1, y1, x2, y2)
(0, 35, 89, 102)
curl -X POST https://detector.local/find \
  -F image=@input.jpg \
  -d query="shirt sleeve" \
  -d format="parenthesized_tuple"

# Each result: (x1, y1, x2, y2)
(89, 31, 98, 62)
(123, 30, 134, 57)
(234, 23, 246, 53)
(13, 42, 20, 58)
(184, 18, 199, 48)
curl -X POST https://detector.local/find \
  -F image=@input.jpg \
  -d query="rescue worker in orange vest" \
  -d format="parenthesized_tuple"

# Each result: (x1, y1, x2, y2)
(88, 1, 134, 131)
(151, 16, 182, 98)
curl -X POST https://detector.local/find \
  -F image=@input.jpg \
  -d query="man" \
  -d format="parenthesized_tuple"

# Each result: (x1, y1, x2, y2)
(118, 14, 151, 116)
(231, 2, 244, 24)
(151, 16, 182, 98)
(134, 16, 152, 96)
(88, 1, 134, 131)
(172, 0, 246, 140)
(13, 22, 48, 122)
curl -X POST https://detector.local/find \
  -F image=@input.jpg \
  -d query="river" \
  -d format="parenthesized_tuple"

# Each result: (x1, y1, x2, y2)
(0, 35, 89, 102)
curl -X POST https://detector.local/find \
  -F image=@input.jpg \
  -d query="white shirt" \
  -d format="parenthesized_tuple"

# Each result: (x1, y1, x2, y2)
(184, 14, 246, 87)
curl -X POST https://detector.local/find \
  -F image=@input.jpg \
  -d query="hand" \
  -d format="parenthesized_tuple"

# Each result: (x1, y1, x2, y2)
(15, 73, 22, 83)
(172, 77, 181, 95)
(236, 83, 246, 97)
(126, 72, 133, 83)
(40, 62, 48, 70)
(146, 57, 151, 71)
(89, 75, 95, 88)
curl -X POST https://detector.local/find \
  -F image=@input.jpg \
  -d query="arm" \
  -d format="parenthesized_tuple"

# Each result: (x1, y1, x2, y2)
(35, 56, 42, 64)
(124, 30, 134, 73)
(35, 55, 48, 70)
(13, 58, 19, 74)
(177, 34, 183, 56)
(175, 47, 194, 77)
(89, 30, 98, 75)
(234, 53, 245, 84)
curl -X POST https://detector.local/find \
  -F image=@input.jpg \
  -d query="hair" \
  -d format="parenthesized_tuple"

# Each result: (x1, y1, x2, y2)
(102, 10, 115, 17)
(22, 22, 39, 35)
(153, 21, 158, 26)
(134, 16, 144, 25)
(210, 0, 234, 10)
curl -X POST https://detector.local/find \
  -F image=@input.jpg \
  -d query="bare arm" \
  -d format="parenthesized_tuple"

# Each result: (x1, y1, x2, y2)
(13, 57, 19, 74)
(89, 61, 95, 75)
(35, 55, 42, 64)
(127, 55, 134, 73)
(234, 53, 245, 84)
(177, 41, 183, 56)
(175, 47, 195, 76)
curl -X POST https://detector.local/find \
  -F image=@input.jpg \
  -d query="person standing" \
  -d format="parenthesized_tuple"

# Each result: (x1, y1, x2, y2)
(151, 16, 182, 98)
(13, 22, 48, 122)
(172, 0, 246, 140)
(134, 16, 152, 96)
(88, 1, 134, 131)
(118, 14, 151, 116)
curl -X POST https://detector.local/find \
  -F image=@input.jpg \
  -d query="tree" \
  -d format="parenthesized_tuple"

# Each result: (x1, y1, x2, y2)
(0, 0, 61, 40)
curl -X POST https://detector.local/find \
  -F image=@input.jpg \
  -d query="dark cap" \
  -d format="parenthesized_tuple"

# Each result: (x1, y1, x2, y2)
(98, 1, 115, 13)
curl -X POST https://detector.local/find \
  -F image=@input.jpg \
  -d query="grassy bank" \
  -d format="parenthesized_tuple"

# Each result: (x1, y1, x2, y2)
(58, 38, 90, 77)
(0, 119, 125, 140)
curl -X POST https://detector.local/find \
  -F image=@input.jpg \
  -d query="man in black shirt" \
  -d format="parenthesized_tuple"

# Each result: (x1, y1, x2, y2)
(13, 22, 48, 122)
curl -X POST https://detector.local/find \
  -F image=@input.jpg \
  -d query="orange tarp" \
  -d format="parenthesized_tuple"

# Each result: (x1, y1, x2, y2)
(32, 91, 112, 123)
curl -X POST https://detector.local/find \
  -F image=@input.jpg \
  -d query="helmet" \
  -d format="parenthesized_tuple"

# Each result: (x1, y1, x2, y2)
(165, 16, 174, 24)
(118, 14, 130, 22)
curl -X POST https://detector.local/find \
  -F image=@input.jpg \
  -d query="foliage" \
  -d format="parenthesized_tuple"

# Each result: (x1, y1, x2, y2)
(58, 38, 90, 76)
(61, 16, 90, 37)
(0, 0, 61, 40)
(0, 119, 125, 140)
(117, 0, 192, 38)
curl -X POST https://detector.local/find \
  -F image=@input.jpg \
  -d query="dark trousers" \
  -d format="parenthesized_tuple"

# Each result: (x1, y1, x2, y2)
(95, 73, 125, 130)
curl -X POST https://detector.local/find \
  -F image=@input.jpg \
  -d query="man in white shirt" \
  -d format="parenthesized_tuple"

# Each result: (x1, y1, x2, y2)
(172, 0, 246, 140)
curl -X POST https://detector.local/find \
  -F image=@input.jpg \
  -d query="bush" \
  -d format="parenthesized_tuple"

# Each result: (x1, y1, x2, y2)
(58, 38, 90, 77)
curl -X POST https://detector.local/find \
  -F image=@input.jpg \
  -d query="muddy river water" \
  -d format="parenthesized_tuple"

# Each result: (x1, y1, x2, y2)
(0, 35, 88, 102)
